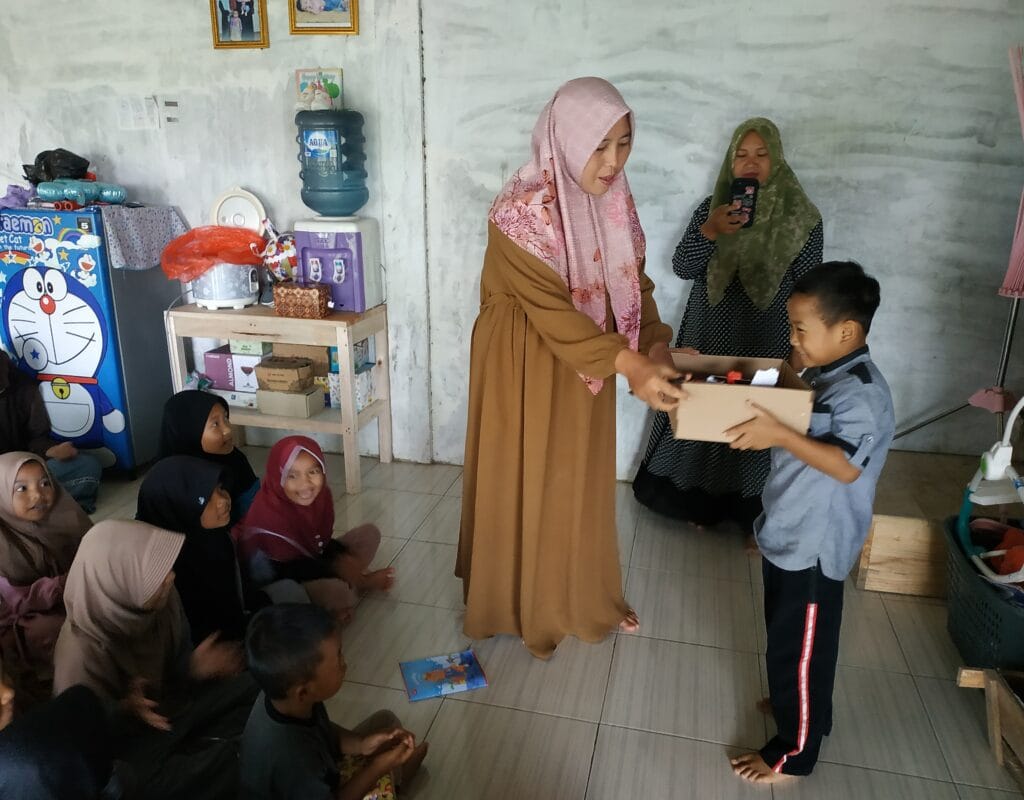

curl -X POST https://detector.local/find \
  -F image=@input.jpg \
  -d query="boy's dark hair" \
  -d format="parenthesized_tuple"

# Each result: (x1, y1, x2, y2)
(245, 604, 338, 699)
(792, 261, 881, 334)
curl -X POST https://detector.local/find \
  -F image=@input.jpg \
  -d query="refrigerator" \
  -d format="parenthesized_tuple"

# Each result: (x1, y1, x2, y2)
(0, 207, 180, 472)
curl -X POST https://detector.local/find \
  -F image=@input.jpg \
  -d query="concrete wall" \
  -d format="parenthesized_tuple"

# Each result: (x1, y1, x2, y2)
(2, 1, 1022, 475)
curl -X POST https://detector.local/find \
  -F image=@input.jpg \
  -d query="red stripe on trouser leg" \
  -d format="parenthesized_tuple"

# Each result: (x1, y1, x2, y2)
(772, 603, 818, 773)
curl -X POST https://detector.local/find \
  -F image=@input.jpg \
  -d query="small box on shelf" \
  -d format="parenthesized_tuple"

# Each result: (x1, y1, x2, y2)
(256, 357, 315, 392)
(257, 386, 322, 419)
(229, 340, 273, 356)
(203, 345, 262, 392)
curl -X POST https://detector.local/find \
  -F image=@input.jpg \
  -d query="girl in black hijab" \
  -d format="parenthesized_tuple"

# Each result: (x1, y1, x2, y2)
(136, 456, 255, 644)
(158, 391, 259, 525)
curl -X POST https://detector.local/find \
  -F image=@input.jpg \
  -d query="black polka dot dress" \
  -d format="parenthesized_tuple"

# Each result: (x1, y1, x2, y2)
(635, 196, 824, 526)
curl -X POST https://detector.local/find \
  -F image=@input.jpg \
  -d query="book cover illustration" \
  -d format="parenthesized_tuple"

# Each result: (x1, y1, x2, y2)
(399, 649, 487, 702)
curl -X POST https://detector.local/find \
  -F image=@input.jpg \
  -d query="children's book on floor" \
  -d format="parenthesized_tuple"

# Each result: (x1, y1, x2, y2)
(399, 649, 487, 701)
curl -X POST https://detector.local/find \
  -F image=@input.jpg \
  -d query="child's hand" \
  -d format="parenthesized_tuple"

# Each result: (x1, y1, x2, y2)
(45, 441, 78, 461)
(370, 738, 416, 772)
(189, 632, 245, 681)
(360, 727, 415, 756)
(725, 403, 788, 451)
(123, 678, 172, 732)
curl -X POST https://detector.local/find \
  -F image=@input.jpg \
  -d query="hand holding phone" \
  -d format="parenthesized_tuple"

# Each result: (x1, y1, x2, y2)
(728, 177, 759, 229)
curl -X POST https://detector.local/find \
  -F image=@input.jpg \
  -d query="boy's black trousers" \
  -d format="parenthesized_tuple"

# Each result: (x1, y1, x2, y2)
(759, 558, 845, 776)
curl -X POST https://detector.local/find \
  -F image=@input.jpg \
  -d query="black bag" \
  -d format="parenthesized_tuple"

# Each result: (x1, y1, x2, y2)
(22, 149, 90, 185)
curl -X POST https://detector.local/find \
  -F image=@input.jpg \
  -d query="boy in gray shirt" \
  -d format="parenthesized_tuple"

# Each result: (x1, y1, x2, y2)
(239, 604, 428, 799)
(725, 262, 894, 783)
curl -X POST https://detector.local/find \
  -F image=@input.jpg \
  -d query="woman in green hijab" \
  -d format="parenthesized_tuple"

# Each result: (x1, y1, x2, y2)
(633, 118, 823, 540)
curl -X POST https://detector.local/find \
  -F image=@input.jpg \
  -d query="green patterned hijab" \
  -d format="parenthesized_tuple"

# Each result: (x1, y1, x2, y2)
(706, 118, 821, 309)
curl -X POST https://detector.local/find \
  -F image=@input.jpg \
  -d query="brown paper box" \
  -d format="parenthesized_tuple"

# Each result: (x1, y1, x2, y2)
(255, 357, 315, 392)
(272, 344, 331, 377)
(669, 352, 812, 443)
(256, 387, 322, 419)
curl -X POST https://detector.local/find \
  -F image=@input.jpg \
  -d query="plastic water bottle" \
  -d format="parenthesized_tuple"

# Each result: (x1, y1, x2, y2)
(295, 110, 369, 217)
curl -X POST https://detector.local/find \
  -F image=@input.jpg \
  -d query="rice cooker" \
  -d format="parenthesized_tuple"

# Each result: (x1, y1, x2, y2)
(191, 187, 265, 310)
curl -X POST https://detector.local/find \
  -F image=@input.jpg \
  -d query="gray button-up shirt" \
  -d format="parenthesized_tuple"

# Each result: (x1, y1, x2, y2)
(754, 347, 894, 581)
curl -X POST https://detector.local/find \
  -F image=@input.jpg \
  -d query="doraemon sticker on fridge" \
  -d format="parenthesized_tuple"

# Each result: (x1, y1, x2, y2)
(0, 210, 131, 469)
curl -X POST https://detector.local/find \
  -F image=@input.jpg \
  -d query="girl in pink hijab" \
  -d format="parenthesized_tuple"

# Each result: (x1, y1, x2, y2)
(456, 77, 682, 658)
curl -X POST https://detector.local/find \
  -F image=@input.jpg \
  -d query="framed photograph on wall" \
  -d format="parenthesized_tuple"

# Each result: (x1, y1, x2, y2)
(289, 0, 359, 35)
(210, 0, 270, 49)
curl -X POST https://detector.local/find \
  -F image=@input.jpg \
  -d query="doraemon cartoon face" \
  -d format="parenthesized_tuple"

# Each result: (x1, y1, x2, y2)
(1, 266, 112, 442)
(3, 266, 107, 378)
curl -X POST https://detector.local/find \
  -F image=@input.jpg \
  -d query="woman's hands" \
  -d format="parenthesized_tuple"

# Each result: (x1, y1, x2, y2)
(190, 632, 245, 681)
(700, 201, 745, 241)
(616, 348, 686, 412)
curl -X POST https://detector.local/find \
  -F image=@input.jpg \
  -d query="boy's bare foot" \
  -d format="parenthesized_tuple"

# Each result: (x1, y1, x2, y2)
(744, 535, 760, 554)
(618, 609, 640, 633)
(397, 741, 429, 786)
(360, 567, 396, 593)
(730, 752, 793, 784)
(756, 697, 773, 715)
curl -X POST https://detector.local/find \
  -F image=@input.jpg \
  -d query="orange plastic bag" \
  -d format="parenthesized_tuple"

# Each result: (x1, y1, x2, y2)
(161, 226, 265, 283)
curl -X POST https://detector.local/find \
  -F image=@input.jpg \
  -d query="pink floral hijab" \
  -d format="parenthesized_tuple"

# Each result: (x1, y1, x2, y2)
(489, 77, 644, 394)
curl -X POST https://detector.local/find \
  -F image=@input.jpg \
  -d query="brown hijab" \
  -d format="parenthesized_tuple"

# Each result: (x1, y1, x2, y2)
(0, 453, 92, 586)
(53, 520, 185, 702)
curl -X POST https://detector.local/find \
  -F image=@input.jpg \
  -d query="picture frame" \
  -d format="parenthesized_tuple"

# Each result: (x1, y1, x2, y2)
(289, 0, 359, 35)
(210, 0, 270, 49)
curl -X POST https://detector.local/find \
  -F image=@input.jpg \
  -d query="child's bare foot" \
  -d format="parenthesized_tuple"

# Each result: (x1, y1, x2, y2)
(744, 535, 760, 554)
(359, 567, 396, 593)
(618, 609, 640, 633)
(730, 752, 793, 784)
(397, 741, 429, 786)
(756, 697, 773, 715)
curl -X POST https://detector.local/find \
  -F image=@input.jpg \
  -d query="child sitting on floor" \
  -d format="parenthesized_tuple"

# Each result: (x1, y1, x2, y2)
(234, 436, 394, 622)
(0, 351, 102, 514)
(723, 262, 894, 783)
(159, 390, 260, 524)
(0, 453, 92, 688)
(240, 604, 427, 800)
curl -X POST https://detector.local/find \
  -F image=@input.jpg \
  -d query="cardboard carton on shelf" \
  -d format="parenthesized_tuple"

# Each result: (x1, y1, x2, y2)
(256, 386, 322, 419)
(203, 345, 262, 392)
(272, 343, 331, 377)
(209, 388, 258, 409)
(668, 352, 812, 443)
(229, 340, 273, 357)
(255, 357, 315, 392)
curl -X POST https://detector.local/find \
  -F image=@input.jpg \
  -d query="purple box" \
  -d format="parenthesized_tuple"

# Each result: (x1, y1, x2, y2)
(203, 345, 263, 392)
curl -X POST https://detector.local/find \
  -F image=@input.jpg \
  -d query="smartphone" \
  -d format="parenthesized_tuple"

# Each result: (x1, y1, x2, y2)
(729, 177, 759, 228)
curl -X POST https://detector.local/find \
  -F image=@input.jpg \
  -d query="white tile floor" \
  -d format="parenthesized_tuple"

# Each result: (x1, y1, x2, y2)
(94, 451, 1024, 800)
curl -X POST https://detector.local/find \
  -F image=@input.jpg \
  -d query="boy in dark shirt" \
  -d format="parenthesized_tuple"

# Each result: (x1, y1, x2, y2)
(239, 604, 428, 800)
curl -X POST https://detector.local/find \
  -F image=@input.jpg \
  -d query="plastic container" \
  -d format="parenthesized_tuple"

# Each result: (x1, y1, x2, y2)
(945, 515, 1024, 669)
(295, 109, 368, 217)
(191, 264, 259, 310)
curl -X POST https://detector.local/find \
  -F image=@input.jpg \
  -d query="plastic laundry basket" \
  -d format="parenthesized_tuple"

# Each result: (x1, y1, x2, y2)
(945, 515, 1024, 669)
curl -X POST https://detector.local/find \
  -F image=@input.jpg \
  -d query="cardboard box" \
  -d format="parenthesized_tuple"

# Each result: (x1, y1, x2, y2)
(257, 387, 322, 419)
(668, 352, 812, 443)
(229, 340, 273, 357)
(313, 375, 331, 407)
(256, 357, 315, 392)
(203, 345, 262, 392)
(209, 388, 258, 409)
(273, 344, 331, 377)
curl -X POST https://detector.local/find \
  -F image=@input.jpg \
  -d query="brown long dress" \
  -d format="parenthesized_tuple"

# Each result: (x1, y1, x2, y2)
(457, 222, 672, 658)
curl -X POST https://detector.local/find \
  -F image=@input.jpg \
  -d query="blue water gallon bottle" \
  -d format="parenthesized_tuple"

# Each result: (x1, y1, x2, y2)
(295, 109, 369, 217)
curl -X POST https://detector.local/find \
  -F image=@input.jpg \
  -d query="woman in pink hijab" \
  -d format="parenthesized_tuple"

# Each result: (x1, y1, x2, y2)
(456, 77, 684, 658)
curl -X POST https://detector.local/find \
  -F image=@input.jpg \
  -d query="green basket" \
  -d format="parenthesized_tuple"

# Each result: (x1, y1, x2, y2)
(944, 515, 1024, 669)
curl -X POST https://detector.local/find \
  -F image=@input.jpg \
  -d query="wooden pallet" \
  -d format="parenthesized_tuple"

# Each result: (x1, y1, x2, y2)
(958, 667, 1024, 791)
(854, 451, 980, 598)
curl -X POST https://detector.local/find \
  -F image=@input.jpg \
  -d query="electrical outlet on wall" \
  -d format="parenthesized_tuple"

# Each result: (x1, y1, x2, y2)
(155, 96, 181, 125)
